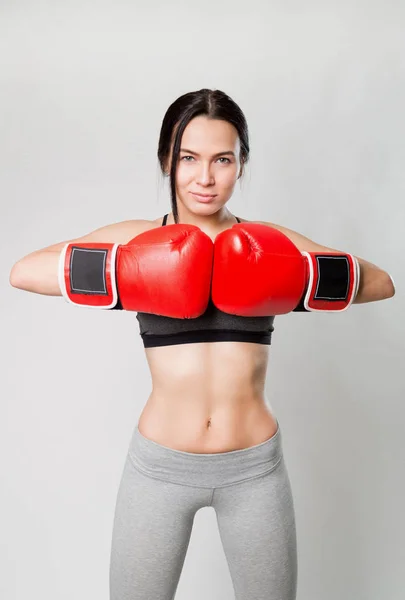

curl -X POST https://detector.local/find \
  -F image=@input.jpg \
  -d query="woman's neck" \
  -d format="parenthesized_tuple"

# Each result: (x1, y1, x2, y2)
(167, 208, 237, 228)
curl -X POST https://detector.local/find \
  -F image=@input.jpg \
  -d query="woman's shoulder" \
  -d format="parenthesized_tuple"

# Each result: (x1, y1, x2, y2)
(238, 216, 294, 234)
(150, 215, 165, 226)
(235, 216, 280, 227)
(241, 218, 337, 254)
(91, 218, 157, 243)
(237, 216, 277, 226)
(151, 214, 283, 229)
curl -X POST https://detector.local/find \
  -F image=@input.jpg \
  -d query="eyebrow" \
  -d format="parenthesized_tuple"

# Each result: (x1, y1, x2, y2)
(180, 148, 235, 158)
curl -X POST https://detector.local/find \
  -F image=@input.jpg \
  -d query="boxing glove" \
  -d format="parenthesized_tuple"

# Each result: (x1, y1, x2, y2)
(212, 223, 360, 315)
(58, 224, 214, 318)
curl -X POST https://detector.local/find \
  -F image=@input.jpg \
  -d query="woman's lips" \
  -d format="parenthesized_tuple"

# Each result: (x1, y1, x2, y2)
(190, 192, 217, 203)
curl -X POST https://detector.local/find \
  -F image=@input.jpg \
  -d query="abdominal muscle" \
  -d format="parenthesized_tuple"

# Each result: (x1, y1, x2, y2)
(137, 341, 278, 453)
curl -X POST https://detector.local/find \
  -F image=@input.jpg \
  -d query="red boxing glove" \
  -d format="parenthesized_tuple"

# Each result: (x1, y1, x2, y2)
(58, 224, 214, 318)
(212, 223, 306, 315)
(212, 223, 360, 315)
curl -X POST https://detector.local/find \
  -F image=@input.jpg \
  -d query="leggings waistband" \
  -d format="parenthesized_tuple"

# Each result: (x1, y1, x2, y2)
(127, 420, 283, 488)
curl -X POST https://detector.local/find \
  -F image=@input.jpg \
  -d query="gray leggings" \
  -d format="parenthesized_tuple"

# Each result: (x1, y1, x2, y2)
(109, 420, 297, 600)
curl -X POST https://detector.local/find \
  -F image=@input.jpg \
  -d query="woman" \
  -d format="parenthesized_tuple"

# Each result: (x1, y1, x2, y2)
(10, 89, 395, 600)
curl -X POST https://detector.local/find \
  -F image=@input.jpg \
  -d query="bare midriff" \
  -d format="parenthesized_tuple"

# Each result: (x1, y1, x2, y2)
(137, 340, 278, 453)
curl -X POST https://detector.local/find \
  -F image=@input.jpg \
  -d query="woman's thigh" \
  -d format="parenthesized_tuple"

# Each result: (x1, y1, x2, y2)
(109, 453, 211, 600)
(212, 456, 298, 600)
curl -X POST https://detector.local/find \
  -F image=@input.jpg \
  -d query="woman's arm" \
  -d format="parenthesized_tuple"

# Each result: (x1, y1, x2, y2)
(9, 219, 152, 296)
(259, 221, 395, 304)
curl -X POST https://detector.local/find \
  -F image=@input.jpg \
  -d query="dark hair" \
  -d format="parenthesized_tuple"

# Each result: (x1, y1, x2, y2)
(157, 89, 250, 224)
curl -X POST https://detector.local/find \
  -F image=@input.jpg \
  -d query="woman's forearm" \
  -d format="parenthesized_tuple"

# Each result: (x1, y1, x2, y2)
(353, 256, 395, 303)
(9, 250, 62, 296)
(9, 219, 148, 297)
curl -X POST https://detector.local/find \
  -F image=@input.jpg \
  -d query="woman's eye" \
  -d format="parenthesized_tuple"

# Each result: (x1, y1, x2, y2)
(181, 156, 230, 164)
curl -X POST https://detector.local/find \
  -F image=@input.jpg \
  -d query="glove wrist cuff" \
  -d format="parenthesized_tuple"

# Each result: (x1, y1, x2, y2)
(294, 251, 360, 312)
(58, 242, 120, 308)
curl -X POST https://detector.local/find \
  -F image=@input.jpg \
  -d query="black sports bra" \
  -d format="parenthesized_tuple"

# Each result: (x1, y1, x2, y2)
(136, 214, 275, 348)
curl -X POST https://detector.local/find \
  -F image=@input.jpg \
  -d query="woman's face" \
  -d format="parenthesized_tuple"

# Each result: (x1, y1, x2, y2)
(169, 115, 243, 215)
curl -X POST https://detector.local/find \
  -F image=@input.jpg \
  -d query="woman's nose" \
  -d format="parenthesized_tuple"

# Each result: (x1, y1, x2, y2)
(196, 164, 215, 185)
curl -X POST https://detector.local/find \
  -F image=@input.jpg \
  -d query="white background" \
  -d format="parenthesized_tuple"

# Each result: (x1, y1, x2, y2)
(2, 1, 403, 599)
